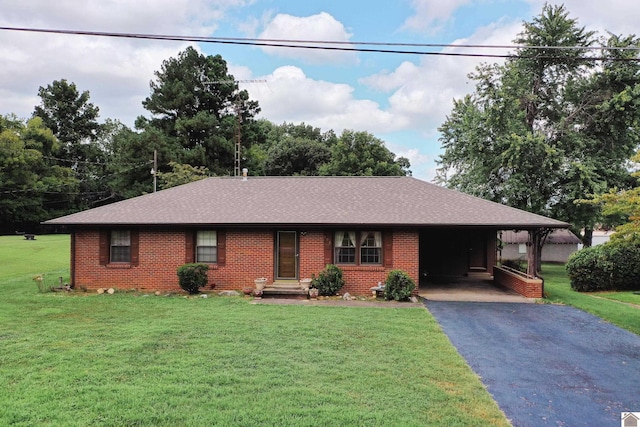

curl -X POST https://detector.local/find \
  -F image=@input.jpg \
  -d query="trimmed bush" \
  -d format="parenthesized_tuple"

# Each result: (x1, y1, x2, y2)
(566, 240, 640, 292)
(311, 264, 344, 296)
(177, 263, 209, 294)
(384, 270, 416, 301)
(501, 259, 527, 273)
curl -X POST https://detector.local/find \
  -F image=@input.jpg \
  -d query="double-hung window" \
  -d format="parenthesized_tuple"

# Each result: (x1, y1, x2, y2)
(360, 231, 382, 264)
(334, 231, 356, 264)
(110, 230, 131, 263)
(334, 231, 382, 265)
(196, 231, 217, 263)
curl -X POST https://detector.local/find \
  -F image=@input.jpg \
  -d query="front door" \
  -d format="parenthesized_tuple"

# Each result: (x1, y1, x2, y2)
(468, 233, 487, 271)
(276, 231, 297, 279)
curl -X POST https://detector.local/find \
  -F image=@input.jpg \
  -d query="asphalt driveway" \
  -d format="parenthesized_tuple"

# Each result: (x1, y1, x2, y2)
(425, 301, 640, 427)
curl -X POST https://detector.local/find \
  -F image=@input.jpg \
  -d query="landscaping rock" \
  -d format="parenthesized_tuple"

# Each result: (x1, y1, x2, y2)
(342, 292, 352, 301)
(410, 296, 419, 303)
(218, 290, 240, 296)
(97, 288, 104, 294)
(154, 291, 161, 296)
(200, 294, 208, 298)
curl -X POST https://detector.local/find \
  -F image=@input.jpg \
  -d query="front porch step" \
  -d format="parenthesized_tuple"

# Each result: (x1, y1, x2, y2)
(270, 280, 302, 289)
(258, 280, 308, 299)
(262, 286, 309, 299)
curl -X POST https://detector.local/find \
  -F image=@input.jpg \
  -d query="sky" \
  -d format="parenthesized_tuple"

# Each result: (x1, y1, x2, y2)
(1, 0, 638, 181)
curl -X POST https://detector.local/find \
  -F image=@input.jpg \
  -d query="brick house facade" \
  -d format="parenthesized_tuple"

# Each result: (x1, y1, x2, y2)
(70, 227, 419, 294)
(47, 176, 567, 296)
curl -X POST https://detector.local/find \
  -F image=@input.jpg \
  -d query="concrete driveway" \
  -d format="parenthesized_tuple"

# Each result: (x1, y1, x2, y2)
(419, 277, 533, 303)
(425, 301, 640, 427)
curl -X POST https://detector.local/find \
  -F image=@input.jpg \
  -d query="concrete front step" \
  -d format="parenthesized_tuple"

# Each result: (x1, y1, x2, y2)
(262, 286, 309, 299)
(270, 280, 303, 289)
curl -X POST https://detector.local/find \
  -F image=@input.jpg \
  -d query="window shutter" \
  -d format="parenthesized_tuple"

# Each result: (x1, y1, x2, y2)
(324, 231, 333, 265)
(383, 230, 393, 267)
(130, 230, 140, 266)
(99, 230, 109, 265)
(217, 230, 226, 266)
(185, 230, 195, 263)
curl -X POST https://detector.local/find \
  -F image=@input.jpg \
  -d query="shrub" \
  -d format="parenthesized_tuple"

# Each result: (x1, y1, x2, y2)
(501, 259, 527, 273)
(384, 270, 415, 301)
(311, 264, 344, 296)
(177, 263, 209, 294)
(566, 240, 640, 292)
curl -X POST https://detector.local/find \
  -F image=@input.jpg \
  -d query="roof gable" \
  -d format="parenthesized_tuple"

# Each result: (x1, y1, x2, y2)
(45, 176, 568, 228)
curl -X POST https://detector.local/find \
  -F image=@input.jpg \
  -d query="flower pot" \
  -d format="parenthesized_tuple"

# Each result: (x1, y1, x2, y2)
(254, 278, 267, 290)
(299, 278, 312, 291)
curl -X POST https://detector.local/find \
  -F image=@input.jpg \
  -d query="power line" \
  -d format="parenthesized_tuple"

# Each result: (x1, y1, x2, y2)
(1, 26, 638, 61)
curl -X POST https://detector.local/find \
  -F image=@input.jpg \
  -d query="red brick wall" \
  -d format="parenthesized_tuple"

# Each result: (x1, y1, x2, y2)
(72, 228, 420, 295)
(494, 266, 543, 298)
(338, 230, 419, 295)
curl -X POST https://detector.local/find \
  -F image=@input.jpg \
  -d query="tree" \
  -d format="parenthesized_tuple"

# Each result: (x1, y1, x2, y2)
(319, 130, 410, 176)
(156, 162, 210, 189)
(581, 151, 640, 243)
(142, 47, 260, 175)
(0, 115, 77, 231)
(436, 4, 640, 246)
(106, 122, 179, 199)
(33, 79, 107, 210)
(264, 137, 331, 176)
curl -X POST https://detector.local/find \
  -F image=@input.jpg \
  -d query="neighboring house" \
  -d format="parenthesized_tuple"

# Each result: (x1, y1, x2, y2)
(591, 229, 614, 246)
(500, 229, 582, 263)
(44, 176, 567, 297)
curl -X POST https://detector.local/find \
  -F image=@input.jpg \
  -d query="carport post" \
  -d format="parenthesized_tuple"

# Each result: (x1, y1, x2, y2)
(526, 230, 540, 278)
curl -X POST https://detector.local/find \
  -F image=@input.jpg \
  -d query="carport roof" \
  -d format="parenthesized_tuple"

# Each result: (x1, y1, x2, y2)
(45, 176, 569, 228)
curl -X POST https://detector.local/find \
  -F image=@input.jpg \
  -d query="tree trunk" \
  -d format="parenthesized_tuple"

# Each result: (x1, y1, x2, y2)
(582, 228, 593, 247)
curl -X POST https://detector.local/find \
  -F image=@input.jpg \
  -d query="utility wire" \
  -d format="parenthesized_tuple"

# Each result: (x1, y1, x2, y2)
(1, 26, 638, 61)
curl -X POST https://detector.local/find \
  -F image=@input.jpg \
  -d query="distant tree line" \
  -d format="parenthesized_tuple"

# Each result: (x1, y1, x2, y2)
(0, 47, 410, 233)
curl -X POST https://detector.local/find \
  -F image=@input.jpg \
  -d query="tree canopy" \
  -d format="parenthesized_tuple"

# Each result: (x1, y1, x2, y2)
(436, 4, 640, 245)
(1, 48, 410, 231)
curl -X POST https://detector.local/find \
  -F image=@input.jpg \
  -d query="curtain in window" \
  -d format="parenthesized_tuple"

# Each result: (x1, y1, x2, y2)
(335, 231, 356, 247)
(197, 231, 217, 247)
(111, 230, 130, 246)
(360, 231, 382, 247)
(197, 231, 217, 263)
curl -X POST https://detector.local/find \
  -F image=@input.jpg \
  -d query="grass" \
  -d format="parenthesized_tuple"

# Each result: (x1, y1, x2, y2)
(541, 263, 640, 335)
(0, 235, 509, 426)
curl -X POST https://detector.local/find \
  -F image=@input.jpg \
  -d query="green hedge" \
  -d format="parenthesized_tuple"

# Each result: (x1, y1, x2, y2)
(566, 240, 640, 292)
(384, 270, 415, 301)
(311, 264, 345, 296)
(177, 263, 209, 294)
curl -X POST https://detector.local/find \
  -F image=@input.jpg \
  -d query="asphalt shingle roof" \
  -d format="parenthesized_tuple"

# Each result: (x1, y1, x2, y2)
(44, 176, 569, 228)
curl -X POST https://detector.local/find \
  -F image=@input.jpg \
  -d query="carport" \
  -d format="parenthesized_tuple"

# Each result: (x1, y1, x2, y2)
(418, 226, 557, 300)
(419, 275, 533, 303)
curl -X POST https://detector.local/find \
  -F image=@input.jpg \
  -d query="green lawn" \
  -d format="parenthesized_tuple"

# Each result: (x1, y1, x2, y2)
(0, 235, 508, 426)
(541, 263, 640, 335)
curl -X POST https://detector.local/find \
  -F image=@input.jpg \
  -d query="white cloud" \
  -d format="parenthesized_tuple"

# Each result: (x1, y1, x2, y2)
(258, 12, 357, 64)
(524, 0, 640, 36)
(0, 0, 250, 125)
(361, 19, 523, 132)
(402, 0, 472, 33)
(248, 66, 401, 133)
(0, 0, 250, 34)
